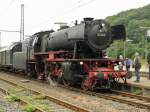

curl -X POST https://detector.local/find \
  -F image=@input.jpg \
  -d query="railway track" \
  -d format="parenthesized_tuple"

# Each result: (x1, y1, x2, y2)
(0, 71, 150, 111)
(0, 86, 43, 112)
(0, 76, 91, 112)
(0, 88, 24, 112)
(60, 85, 150, 110)
(58, 72, 150, 109)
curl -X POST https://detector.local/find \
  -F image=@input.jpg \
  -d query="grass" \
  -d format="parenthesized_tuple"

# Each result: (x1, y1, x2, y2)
(31, 99, 49, 111)
(22, 94, 49, 111)
(4, 94, 20, 102)
(4, 89, 50, 112)
(3, 87, 49, 112)
(132, 88, 142, 95)
(23, 104, 36, 112)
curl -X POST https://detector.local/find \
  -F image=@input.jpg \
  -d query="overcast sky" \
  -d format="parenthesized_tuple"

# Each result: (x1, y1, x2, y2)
(0, 0, 150, 46)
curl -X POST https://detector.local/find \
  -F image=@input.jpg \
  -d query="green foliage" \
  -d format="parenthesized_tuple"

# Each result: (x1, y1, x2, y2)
(132, 88, 142, 95)
(4, 94, 20, 102)
(23, 104, 36, 112)
(106, 4, 150, 59)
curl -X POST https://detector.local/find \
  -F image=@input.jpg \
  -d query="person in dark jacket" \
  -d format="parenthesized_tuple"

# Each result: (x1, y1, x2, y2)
(126, 58, 132, 79)
(148, 54, 150, 80)
(133, 52, 141, 82)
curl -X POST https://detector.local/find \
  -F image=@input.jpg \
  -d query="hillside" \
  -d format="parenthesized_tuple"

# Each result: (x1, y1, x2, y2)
(105, 4, 150, 59)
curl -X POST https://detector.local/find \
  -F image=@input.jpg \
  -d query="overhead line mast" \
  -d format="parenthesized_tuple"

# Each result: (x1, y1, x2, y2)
(0, 32, 2, 48)
(20, 4, 24, 42)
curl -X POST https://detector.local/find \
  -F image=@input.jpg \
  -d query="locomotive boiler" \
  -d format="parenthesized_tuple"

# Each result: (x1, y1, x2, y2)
(0, 18, 127, 90)
(39, 18, 125, 54)
(46, 18, 113, 52)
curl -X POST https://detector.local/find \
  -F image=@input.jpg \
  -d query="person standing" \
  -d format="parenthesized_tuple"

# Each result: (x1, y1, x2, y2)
(148, 55, 150, 80)
(126, 58, 132, 79)
(133, 52, 141, 82)
(118, 62, 123, 70)
(118, 54, 124, 70)
(119, 55, 123, 60)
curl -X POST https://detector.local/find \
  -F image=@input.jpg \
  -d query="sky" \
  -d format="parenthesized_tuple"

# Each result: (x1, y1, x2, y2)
(0, 0, 150, 46)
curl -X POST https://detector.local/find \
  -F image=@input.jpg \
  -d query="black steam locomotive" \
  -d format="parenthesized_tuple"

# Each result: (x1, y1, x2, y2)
(0, 18, 127, 90)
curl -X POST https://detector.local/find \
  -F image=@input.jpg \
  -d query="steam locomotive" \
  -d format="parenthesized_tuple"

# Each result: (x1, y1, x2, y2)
(0, 18, 127, 90)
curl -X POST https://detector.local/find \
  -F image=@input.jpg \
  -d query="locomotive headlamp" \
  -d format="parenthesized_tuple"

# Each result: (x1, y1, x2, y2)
(80, 61, 83, 65)
(98, 23, 107, 34)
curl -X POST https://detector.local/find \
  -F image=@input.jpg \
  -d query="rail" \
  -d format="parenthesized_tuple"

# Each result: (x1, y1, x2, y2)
(0, 77, 91, 112)
(0, 71, 150, 110)
(59, 85, 150, 110)
(0, 87, 44, 112)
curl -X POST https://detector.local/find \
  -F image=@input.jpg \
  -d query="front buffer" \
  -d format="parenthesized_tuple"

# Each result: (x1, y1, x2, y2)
(81, 62, 127, 91)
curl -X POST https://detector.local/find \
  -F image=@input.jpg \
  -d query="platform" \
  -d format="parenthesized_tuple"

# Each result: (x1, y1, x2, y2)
(127, 76, 150, 88)
(119, 76, 150, 97)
